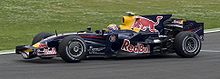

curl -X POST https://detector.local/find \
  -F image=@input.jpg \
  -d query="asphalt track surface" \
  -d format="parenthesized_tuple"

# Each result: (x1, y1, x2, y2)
(0, 32, 220, 79)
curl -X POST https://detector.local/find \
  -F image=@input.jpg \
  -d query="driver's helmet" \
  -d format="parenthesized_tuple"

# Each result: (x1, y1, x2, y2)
(107, 24, 119, 32)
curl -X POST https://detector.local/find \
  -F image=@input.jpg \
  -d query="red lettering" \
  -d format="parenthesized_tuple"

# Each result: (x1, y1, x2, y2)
(128, 44, 134, 52)
(134, 45, 139, 53)
(143, 45, 150, 53)
(139, 44, 144, 53)
(121, 39, 150, 53)
(121, 39, 130, 50)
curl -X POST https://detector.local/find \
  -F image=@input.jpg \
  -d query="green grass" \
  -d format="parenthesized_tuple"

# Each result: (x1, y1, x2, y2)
(0, 0, 220, 50)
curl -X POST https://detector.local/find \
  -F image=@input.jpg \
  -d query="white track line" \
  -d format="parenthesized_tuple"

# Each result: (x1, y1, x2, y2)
(0, 50, 15, 55)
(201, 50, 220, 53)
(0, 28, 220, 55)
(204, 28, 220, 33)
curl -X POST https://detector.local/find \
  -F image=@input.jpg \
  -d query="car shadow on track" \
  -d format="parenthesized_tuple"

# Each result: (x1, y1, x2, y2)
(15, 54, 185, 64)
(16, 58, 66, 64)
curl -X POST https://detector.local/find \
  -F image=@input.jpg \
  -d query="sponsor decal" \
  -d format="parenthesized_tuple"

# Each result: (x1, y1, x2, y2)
(109, 35, 117, 42)
(91, 47, 106, 52)
(132, 16, 163, 32)
(121, 39, 150, 53)
(37, 48, 57, 55)
(88, 46, 106, 54)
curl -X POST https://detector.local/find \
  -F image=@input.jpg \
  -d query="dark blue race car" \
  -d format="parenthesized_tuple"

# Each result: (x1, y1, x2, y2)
(16, 14, 204, 63)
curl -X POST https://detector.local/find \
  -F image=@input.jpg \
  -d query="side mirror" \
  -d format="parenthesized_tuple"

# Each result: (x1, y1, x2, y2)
(95, 30, 100, 34)
(101, 30, 105, 35)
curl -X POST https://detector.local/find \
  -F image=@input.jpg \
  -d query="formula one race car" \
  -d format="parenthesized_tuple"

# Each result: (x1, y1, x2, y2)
(16, 13, 204, 63)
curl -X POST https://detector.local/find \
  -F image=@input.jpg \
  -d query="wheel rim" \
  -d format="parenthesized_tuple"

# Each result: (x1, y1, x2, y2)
(66, 41, 84, 58)
(183, 37, 198, 53)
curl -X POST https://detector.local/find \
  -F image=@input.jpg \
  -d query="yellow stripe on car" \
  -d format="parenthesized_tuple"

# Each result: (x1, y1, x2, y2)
(24, 48, 33, 53)
(33, 43, 40, 48)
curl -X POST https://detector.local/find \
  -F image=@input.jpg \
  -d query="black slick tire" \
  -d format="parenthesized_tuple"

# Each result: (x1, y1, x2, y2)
(174, 31, 201, 58)
(58, 36, 87, 63)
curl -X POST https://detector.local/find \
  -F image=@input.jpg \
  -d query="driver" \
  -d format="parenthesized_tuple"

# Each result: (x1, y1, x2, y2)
(106, 24, 119, 32)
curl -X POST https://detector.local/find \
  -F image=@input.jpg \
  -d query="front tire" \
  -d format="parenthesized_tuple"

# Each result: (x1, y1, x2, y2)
(58, 36, 87, 63)
(174, 31, 201, 58)
(32, 32, 54, 45)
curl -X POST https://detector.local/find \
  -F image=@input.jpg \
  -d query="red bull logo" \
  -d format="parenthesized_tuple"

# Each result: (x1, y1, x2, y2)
(132, 16, 163, 32)
(121, 39, 150, 53)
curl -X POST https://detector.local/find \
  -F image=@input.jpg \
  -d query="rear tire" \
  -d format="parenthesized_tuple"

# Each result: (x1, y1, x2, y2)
(174, 31, 201, 58)
(58, 36, 87, 63)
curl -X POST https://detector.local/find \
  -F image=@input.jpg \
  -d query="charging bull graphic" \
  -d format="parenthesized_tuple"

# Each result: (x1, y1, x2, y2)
(132, 16, 163, 32)
(121, 39, 150, 53)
